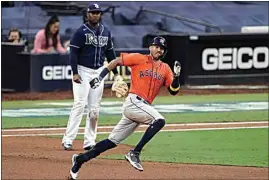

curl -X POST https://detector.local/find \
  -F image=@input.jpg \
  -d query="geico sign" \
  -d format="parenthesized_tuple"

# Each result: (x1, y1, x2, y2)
(42, 65, 72, 80)
(202, 47, 269, 70)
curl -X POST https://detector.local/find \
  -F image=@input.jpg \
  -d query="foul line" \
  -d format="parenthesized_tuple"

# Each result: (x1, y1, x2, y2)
(2, 121, 268, 132)
(2, 126, 268, 137)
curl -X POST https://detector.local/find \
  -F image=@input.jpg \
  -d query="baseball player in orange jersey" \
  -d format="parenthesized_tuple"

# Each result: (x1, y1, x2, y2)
(68, 37, 181, 180)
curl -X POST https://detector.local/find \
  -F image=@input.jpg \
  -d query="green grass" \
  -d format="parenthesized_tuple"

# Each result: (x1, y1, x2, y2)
(2, 110, 268, 129)
(67, 128, 269, 167)
(153, 93, 268, 105)
(2, 99, 72, 109)
(2, 93, 268, 129)
(91, 128, 268, 167)
(2, 93, 268, 109)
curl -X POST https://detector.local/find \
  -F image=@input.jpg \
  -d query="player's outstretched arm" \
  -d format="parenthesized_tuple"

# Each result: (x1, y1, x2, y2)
(90, 58, 123, 88)
(168, 61, 181, 95)
(106, 57, 123, 71)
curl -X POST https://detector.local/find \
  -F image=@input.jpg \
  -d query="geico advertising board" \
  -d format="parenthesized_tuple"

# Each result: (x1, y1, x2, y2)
(186, 34, 269, 75)
(42, 65, 72, 80)
(30, 49, 148, 92)
(202, 47, 268, 71)
(40, 60, 131, 83)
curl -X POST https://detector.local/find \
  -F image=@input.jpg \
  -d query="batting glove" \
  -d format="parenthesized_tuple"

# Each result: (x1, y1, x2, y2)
(174, 61, 181, 77)
(90, 77, 101, 89)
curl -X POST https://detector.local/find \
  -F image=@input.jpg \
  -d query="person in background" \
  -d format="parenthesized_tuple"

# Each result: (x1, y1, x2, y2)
(6, 28, 24, 44)
(32, 15, 67, 54)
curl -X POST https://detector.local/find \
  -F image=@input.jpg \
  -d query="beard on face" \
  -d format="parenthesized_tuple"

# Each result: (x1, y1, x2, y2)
(88, 16, 101, 26)
(151, 52, 162, 60)
(89, 19, 98, 25)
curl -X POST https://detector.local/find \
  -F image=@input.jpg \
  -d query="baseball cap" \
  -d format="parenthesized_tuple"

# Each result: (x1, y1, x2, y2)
(87, 3, 103, 13)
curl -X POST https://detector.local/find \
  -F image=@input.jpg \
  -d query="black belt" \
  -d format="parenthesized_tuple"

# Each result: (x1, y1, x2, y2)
(136, 96, 149, 105)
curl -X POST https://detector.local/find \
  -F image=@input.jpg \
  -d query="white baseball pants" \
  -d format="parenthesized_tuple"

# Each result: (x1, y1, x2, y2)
(62, 65, 104, 149)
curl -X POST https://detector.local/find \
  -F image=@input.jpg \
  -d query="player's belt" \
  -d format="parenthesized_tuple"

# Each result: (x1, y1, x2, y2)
(136, 96, 149, 105)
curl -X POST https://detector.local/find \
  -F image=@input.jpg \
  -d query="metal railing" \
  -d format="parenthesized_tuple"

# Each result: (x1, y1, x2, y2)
(135, 7, 222, 33)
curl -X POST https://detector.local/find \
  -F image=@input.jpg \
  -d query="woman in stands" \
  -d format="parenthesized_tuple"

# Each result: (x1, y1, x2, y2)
(32, 15, 67, 54)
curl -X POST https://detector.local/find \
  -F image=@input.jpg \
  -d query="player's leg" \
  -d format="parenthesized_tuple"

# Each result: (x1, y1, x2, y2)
(125, 95, 165, 152)
(80, 115, 138, 161)
(108, 115, 140, 144)
(70, 114, 139, 178)
(83, 79, 104, 150)
(123, 94, 165, 170)
(62, 68, 90, 150)
(132, 116, 165, 153)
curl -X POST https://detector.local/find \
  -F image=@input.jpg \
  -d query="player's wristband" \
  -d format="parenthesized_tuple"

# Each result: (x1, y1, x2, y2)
(171, 75, 180, 90)
(99, 67, 110, 80)
(170, 85, 180, 92)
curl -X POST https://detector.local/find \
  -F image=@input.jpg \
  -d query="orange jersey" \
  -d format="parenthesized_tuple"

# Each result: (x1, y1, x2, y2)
(121, 53, 174, 104)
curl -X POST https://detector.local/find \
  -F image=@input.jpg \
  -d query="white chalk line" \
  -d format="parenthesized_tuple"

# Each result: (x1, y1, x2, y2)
(2, 126, 268, 137)
(2, 121, 268, 132)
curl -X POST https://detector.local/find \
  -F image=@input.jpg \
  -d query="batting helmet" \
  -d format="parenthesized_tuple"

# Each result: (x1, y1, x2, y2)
(150, 36, 168, 59)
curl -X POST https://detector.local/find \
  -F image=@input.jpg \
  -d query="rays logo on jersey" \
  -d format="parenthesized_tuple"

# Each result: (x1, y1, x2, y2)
(85, 33, 108, 47)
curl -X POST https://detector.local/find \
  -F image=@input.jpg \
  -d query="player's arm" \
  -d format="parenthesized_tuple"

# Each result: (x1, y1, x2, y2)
(166, 61, 181, 96)
(106, 31, 122, 81)
(97, 53, 142, 81)
(90, 53, 142, 88)
(89, 57, 123, 88)
(69, 30, 85, 83)
(100, 57, 123, 80)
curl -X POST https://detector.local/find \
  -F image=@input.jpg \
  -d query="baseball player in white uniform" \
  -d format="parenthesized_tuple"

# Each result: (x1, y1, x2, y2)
(62, 3, 123, 151)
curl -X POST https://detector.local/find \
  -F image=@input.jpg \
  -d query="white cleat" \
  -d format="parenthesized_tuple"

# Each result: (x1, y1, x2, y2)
(69, 154, 79, 179)
(69, 169, 78, 180)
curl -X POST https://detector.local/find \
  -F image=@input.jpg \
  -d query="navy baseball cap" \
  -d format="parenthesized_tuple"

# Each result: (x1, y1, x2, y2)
(87, 3, 103, 12)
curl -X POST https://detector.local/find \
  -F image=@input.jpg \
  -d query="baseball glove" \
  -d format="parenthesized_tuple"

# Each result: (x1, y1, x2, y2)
(111, 80, 129, 98)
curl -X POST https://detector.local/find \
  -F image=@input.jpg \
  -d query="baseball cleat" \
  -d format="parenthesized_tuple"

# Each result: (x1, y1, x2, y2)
(125, 150, 144, 171)
(67, 173, 76, 180)
(62, 143, 72, 150)
(69, 169, 77, 180)
(69, 154, 81, 179)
